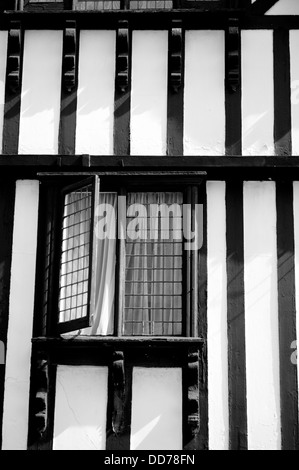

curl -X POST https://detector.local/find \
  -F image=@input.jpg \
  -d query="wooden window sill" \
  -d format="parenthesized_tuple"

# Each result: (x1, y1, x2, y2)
(32, 335, 205, 366)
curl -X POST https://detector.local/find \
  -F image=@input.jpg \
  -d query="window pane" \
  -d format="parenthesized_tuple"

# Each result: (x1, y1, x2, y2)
(28, 0, 63, 2)
(73, 0, 173, 9)
(59, 185, 92, 325)
(60, 192, 117, 336)
(24, 0, 224, 10)
(73, 0, 121, 10)
(124, 192, 183, 336)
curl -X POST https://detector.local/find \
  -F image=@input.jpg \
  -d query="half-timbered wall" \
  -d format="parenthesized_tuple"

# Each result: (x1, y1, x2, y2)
(1, 0, 299, 451)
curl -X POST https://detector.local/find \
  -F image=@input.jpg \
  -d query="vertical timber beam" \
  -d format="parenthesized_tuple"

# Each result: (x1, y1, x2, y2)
(225, 18, 241, 156)
(59, 20, 78, 155)
(28, 351, 57, 450)
(3, 21, 23, 155)
(167, 20, 184, 156)
(106, 351, 132, 450)
(114, 20, 131, 156)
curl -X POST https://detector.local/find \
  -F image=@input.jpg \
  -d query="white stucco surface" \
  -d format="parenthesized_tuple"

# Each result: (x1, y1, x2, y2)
(266, 0, 299, 15)
(131, 367, 182, 450)
(131, 31, 168, 156)
(184, 30, 225, 156)
(18, 31, 62, 154)
(76, 31, 116, 155)
(242, 31, 274, 156)
(2, 180, 39, 450)
(53, 365, 108, 450)
(243, 181, 281, 450)
(207, 181, 229, 450)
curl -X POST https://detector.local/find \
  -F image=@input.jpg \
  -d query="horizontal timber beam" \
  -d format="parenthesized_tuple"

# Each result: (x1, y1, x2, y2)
(31, 336, 205, 367)
(1, 155, 299, 180)
(0, 11, 299, 30)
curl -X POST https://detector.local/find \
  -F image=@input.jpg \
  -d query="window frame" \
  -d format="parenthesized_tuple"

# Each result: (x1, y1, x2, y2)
(56, 175, 100, 334)
(30, 173, 207, 450)
(20, 0, 246, 11)
(35, 174, 204, 340)
(116, 185, 187, 338)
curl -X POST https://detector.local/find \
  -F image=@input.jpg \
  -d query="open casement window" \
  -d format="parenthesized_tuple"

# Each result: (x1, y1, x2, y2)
(57, 176, 100, 334)
(54, 177, 202, 337)
(22, 0, 66, 10)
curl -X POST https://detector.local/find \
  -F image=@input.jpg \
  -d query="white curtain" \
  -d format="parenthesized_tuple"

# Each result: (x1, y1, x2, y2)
(90, 193, 117, 335)
(124, 192, 183, 336)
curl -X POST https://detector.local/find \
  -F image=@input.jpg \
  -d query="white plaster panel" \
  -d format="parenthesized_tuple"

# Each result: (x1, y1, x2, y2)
(184, 30, 225, 156)
(53, 365, 108, 450)
(207, 181, 229, 450)
(18, 31, 63, 154)
(131, 367, 182, 450)
(130, 31, 168, 156)
(242, 31, 274, 156)
(266, 0, 299, 15)
(243, 181, 281, 450)
(76, 30, 116, 155)
(2, 180, 39, 450)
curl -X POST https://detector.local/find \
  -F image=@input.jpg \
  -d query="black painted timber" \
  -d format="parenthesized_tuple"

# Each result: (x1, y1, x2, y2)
(274, 29, 292, 157)
(226, 180, 247, 450)
(276, 181, 299, 450)
(1, 11, 299, 31)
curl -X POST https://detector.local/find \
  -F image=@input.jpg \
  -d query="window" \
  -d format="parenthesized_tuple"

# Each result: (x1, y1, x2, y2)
(29, 174, 207, 451)
(26, 0, 63, 2)
(19, 0, 243, 12)
(124, 191, 183, 336)
(23, 0, 65, 8)
(58, 177, 98, 334)
(72, 1, 174, 10)
(40, 175, 203, 338)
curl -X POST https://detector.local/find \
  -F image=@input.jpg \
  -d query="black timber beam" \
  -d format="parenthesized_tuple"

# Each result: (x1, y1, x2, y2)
(1, 155, 299, 180)
(1, 11, 299, 30)
(0, 154, 299, 168)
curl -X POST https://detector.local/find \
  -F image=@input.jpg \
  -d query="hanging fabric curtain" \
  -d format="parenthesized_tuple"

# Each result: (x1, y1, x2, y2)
(91, 193, 117, 335)
(124, 192, 183, 336)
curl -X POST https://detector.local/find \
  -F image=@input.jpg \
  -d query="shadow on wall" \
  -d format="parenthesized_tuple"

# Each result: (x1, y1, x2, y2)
(242, 111, 275, 156)
(131, 415, 161, 450)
